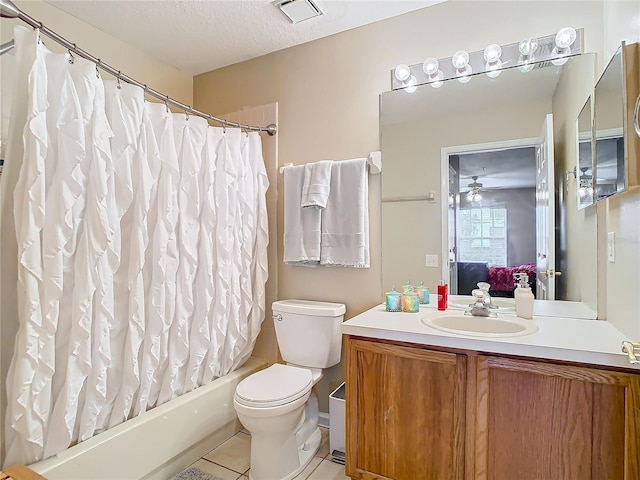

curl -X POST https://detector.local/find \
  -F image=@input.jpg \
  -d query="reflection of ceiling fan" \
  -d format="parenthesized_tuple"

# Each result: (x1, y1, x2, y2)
(466, 175, 483, 202)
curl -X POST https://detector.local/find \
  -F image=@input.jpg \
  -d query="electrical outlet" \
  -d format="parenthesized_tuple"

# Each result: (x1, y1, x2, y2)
(425, 254, 439, 268)
(607, 232, 615, 263)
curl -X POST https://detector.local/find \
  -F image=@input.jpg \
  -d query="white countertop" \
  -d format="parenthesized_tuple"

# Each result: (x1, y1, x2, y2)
(341, 304, 639, 371)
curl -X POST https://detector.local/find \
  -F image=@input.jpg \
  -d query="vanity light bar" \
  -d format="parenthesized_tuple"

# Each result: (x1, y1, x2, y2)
(391, 29, 583, 91)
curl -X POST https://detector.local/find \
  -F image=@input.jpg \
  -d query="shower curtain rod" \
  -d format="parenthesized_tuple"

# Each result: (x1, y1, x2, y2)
(0, 38, 13, 55)
(0, 0, 278, 136)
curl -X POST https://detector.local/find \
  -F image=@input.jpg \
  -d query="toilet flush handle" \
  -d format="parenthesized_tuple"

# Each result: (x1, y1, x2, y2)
(273, 314, 283, 322)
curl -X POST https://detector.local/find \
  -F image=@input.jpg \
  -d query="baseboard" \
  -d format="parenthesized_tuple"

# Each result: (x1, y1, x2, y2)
(318, 412, 330, 428)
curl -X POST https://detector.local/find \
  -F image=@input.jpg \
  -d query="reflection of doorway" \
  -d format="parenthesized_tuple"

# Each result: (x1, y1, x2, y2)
(446, 144, 537, 297)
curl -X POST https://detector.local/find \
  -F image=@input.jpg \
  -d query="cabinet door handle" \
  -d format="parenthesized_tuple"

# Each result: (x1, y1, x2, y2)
(634, 93, 640, 138)
(621, 341, 640, 364)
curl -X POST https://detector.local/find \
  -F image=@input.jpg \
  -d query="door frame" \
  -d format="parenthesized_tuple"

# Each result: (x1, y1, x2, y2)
(440, 137, 538, 285)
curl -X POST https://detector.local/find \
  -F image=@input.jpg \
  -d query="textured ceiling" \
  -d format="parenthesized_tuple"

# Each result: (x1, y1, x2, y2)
(44, 0, 446, 75)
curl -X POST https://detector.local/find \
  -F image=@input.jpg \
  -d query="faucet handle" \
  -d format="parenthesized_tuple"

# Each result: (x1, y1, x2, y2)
(471, 288, 486, 305)
(477, 282, 491, 293)
(467, 289, 495, 317)
(622, 341, 640, 364)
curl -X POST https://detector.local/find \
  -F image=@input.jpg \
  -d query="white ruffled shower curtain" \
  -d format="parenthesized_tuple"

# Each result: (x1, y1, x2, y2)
(0, 27, 269, 466)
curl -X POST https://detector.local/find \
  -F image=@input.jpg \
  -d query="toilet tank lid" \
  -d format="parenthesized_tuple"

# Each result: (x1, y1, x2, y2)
(272, 299, 346, 317)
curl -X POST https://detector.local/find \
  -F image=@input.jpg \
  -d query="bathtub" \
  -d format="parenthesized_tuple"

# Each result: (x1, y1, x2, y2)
(28, 357, 267, 480)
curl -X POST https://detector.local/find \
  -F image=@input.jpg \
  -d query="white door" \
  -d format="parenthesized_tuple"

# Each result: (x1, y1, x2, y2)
(536, 114, 557, 300)
(448, 163, 458, 294)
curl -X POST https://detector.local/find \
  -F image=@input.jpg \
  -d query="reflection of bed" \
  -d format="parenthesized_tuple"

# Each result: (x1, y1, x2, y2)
(457, 262, 536, 297)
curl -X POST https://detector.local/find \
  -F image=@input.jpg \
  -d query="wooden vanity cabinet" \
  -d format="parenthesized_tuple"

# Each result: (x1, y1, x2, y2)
(476, 355, 640, 480)
(345, 337, 467, 480)
(345, 336, 640, 480)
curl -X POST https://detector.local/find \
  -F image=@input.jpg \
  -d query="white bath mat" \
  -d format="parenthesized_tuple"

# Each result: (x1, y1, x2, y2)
(172, 466, 226, 480)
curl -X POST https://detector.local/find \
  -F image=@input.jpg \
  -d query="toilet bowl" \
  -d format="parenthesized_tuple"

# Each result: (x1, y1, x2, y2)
(233, 299, 345, 480)
(234, 364, 321, 480)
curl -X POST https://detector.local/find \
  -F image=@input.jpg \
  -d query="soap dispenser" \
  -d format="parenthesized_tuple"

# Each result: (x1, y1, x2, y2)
(514, 273, 534, 319)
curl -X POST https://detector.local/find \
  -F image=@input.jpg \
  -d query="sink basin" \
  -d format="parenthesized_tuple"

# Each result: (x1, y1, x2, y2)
(422, 312, 538, 338)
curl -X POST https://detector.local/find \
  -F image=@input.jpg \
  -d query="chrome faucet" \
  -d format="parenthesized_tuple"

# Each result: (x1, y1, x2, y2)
(476, 282, 497, 309)
(466, 289, 497, 317)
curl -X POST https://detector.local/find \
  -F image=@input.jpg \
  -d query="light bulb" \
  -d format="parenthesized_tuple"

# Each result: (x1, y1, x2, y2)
(486, 59, 503, 78)
(430, 78, 444, 89)
(519, 38, 538, 56)
(427, 69, 444, 84)
(579, 187, 587, 201)
(473, 192, 482, 202)
(466, 190, 474, 200)
(518, 55, 535, 73)
(484, 44, 502, 63)
(403, 75, 417, 93)
(555, 27, 577, 49)
(551, 47, 569, 66)
(452, 50, 469, 69)
(394, 64, 411, 82)
(422, 57, 439, 76)
(457, 64, 472, 83)
(484, 44, 502, 78)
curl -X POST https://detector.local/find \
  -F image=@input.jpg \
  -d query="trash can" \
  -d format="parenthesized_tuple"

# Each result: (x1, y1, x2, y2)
(329, 382, 346, 464)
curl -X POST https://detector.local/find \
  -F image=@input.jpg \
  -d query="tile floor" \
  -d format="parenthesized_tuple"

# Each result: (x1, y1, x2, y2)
(190, 427, 349, 480)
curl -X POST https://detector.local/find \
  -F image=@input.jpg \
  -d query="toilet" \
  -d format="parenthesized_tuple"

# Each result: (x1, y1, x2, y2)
(233, 299, 346, 480)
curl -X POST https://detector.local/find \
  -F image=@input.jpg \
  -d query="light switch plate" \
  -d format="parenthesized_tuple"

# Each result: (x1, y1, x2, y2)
(425, 254, 439, 268)
(607, 232, 615, 263)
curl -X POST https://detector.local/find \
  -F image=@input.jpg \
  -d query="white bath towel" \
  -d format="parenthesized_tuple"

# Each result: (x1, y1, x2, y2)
(283, 165, 322, 266)
(301, 160, 332, 208)
(320, 158, 370, 268)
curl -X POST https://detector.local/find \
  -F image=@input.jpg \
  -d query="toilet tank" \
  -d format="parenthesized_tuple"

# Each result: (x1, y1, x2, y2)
(272, 300, 346, 369)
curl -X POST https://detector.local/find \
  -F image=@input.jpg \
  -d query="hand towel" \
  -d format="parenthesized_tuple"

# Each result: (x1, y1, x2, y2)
(283, 165, 321, 266)
(320, 158, 370, 268)
(301, 160, 332, 209)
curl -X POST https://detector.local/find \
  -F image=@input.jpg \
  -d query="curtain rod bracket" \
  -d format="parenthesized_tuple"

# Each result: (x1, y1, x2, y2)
(266, 124, 277, 136)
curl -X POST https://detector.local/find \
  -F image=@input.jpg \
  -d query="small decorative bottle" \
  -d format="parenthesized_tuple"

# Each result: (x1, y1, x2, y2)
(416, 281, 430, 305)
(402, 291, 420, 313)
(385, 286, 402, 312)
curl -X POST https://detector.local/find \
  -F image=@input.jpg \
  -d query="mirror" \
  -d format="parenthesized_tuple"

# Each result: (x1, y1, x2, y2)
(594, 46, 625, 201)
(576, 96, 595, 209)
(380, 54, 598, 318)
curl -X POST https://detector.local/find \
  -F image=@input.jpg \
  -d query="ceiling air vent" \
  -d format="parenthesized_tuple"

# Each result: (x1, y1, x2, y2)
(274, 0, 324, 24)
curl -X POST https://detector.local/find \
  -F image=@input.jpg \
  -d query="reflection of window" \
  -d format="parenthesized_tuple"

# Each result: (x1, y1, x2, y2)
(458, 208, 507, 266)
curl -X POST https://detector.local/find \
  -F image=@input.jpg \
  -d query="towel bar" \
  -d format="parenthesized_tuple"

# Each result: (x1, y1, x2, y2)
(279, 152, 382, 174)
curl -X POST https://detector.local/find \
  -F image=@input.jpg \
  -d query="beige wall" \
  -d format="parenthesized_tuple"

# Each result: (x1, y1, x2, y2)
(0, 0, 193, 463)
(600, 1, 640, 339)
(194, 1, 607, 410)
(603, 0, 640, 62)
(551, 53, 598, 311)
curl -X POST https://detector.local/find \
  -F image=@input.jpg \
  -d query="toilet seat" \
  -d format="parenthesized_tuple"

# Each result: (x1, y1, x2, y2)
(235, 364, 313, 408)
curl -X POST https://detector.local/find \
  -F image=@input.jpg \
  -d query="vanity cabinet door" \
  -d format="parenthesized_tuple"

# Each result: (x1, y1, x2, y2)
(345, 337, 467, 480)
(475, 356, 640, 480)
